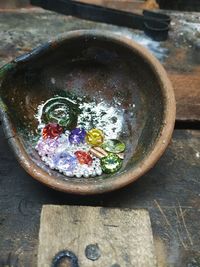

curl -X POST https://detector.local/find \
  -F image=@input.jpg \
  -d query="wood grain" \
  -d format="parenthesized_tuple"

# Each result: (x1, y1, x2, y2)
(169, 70, 200, 122)
(38, 205, 157, 267)
(74, 0, 158, 12)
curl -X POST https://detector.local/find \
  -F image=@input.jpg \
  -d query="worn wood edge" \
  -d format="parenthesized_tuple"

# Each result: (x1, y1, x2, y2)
(0, 7, 47, 12)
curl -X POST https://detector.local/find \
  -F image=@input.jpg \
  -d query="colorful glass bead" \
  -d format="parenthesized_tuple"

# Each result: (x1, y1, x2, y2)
(86, 129, 104, 147)
(41, 96, 79, 128)
(101, 153, 122, 174)
(102, 139, 125, 154)
(75, 151, 93, 165)
(53, 152, 77, 173)
(35, 137, 60, 157)
(42, 123, 63, 139)
(69, 128, 86, 144)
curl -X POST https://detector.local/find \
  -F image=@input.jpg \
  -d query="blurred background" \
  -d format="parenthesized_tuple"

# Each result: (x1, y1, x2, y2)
(0, 0, 29, 8)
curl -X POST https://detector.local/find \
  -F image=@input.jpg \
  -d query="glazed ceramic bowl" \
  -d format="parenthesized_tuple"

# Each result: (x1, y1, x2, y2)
(0, 30, 175, 195)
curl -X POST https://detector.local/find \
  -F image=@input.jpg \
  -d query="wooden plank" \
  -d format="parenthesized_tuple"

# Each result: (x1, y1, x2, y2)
(74, 0, 159, 12)
(0, 129, 200, 266)
(38, 205, 157, 267)
(0, 10, 199, 123)
(169, 70, 200, 122)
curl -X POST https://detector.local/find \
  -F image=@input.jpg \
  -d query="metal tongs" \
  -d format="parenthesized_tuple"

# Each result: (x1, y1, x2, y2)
(31, 0, 171, 41)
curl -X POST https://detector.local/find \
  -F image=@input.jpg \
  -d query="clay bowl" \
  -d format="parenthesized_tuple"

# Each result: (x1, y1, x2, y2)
(0, 30, 175, 195)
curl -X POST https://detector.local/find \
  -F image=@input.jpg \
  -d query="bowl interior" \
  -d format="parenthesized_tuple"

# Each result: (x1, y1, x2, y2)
(0, 33, 165, 187)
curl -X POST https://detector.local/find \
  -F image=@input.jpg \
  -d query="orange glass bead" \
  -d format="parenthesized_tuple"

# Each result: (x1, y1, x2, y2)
(75, 151, 93, 165)
(42, 123, 63, 139)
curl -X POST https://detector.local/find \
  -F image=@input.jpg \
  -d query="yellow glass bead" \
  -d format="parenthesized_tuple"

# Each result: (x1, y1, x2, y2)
(86, 129, 104, 146)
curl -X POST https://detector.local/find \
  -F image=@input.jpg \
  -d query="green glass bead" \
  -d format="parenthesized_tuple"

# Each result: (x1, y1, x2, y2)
(41, 96, 79, 129)
(102, 139, 125, 154)
(101, 153, 122, 174)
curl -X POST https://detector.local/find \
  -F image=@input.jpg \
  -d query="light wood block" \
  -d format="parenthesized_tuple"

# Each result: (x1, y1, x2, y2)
(38, 205, 157, 267)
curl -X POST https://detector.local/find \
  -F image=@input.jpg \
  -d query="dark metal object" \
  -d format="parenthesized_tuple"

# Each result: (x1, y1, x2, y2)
(31, 0, 170, 41)
(158, 0, 200, 11)
(52, 250, 79, 267)
(85, 244, 101, 261)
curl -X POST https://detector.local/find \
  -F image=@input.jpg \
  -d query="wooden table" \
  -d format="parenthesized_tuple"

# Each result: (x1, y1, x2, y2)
(0, 7, 199, 267)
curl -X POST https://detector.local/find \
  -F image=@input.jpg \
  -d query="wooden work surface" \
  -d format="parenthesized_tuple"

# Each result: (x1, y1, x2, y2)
(0, 7, 200, 267)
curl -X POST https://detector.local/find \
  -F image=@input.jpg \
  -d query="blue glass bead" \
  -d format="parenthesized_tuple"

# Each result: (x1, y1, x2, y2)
(53, 152, 77, 173)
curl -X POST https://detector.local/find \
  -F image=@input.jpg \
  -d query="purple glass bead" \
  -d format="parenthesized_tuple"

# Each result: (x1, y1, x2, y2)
(69, 128, 86, 144)
(53, 152, 77, 173)
(35, 137, 60, 157)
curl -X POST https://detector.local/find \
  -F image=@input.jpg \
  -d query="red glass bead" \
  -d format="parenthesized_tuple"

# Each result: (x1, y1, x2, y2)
(75, 151, 93, 165)
(42, 123, 63, 139)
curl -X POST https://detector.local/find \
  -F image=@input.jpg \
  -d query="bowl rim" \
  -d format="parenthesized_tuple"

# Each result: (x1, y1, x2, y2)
(0, 29, 176, 195)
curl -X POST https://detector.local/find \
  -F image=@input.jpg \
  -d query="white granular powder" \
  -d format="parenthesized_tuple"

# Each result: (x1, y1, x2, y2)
(77, 101, 124, 139)
(35, 98, 125, 140)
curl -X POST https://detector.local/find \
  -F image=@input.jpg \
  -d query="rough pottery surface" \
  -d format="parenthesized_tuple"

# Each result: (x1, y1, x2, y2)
(0, 30, 175, 194)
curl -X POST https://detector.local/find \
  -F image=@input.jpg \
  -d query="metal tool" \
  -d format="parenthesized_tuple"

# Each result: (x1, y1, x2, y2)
(31, 0, 171, 41)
